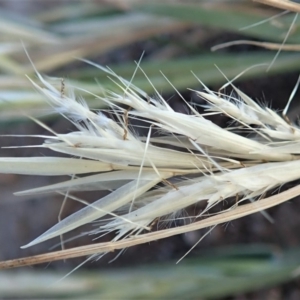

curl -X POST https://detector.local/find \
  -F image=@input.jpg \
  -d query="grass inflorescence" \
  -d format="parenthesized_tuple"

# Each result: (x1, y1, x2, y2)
(1, 58, 300, 268)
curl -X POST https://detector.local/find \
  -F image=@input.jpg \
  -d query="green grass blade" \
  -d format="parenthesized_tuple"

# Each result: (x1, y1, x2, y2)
(136, 2, 300, 43)
(0, 245, 299, 299)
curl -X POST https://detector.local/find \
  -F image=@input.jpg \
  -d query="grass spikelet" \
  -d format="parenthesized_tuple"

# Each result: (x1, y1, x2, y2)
(1, 61, 300, 268)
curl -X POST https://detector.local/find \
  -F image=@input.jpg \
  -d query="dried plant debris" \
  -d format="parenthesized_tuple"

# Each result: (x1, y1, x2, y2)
(1, 61, 300, 268)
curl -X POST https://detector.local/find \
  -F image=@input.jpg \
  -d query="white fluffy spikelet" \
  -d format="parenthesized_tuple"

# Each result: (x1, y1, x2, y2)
(2, 64, 300, 259)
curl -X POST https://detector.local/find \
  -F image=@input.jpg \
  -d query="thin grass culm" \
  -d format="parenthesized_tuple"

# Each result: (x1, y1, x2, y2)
(1, 61, 300, 269)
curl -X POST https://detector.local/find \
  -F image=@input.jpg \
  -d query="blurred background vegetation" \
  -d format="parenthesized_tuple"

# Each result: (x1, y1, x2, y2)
(1, 0, 300, 299)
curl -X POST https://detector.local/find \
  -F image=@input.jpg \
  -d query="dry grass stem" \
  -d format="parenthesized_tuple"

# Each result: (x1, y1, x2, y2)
(212, 40, 300, 52)
(254, 0, 300, 13)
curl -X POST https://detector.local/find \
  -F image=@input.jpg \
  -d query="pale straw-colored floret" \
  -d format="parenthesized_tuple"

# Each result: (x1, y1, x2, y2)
(1, 62, 300, 263)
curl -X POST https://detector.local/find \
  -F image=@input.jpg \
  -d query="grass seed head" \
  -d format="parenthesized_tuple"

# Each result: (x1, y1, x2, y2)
(1, 62, 300, 267)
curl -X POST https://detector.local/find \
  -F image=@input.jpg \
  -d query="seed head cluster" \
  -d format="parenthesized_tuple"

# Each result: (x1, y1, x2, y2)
(1, 63, 300, 261)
